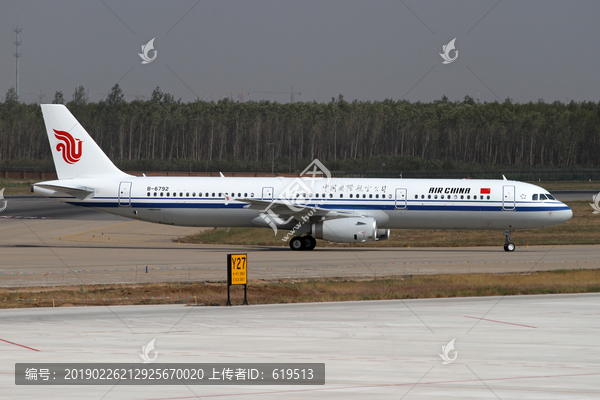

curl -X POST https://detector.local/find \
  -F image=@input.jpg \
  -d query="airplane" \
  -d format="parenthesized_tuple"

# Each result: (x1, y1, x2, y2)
(33, 104, 573, 251)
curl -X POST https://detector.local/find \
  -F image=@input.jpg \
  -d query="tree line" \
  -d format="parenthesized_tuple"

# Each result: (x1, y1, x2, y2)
(1, 85, 600, 172)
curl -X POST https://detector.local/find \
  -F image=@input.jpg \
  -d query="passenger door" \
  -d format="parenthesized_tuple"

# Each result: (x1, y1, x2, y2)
(502, 185, 515, 211)
(395, 188, 407, 210)
(118, 182, 132, 207)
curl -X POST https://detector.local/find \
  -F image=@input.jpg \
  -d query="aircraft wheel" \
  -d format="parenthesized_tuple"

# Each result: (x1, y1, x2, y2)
(504, 243, 515, 252)
(289, 237, 304, 251)
(304, 236, 317, 250)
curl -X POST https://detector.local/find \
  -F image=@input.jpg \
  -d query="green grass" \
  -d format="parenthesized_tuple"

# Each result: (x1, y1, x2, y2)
(528, 180, 600, 191)
(0, 179, 41, 195)
(2, 269, 600, 308)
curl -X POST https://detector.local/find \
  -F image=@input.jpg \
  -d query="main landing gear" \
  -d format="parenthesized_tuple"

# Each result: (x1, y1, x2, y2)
(289, 235, 317, 251)
(503, 229, 515, 252)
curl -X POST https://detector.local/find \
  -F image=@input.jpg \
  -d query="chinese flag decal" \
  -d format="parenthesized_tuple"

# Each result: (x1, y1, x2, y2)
(480, 188, 491, 194)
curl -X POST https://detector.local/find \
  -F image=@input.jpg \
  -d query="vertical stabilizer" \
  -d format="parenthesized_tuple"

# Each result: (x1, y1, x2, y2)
(41, 104, 130, 179)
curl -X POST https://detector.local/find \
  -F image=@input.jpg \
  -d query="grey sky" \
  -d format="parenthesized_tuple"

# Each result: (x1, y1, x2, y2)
(1, 0, 599, 104)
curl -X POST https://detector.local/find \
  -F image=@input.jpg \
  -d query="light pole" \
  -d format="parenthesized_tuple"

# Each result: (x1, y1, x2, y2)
(268, 143, 275, 176)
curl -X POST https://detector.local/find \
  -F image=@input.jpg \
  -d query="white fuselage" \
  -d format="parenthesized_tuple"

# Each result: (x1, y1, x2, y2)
(34, 177, 573, 231)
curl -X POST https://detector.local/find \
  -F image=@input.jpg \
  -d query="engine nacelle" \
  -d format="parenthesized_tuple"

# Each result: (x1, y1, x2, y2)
(312, 217, 377, 243)
(375, 229, 390, 241)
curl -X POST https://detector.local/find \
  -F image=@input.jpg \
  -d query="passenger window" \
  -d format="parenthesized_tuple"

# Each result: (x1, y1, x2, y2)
(244, 193, 247, 197)
(421, 195, 424, 199)
(153, 192, 157, 197)
(369, 194, 373, 199)
(180, 192, 183, 197)
(147, 192, 150, 197)
(160, 192, 164, 197)
(364, 194, 367, 198)
(415, 195, 418, 199)
(428, 195, 431, 199)
(467, 195, 470, 199)
(532, 194, 538, 201)
(238, 193, 241, 197)
(441, 195, 444, 199)
(434, 195, 438, 199)
(487, 195, 490, 200)
(186, 193, 189, 197)
(454, 195, 457, 199)
(376, 194, 379, 199)
(539, 194, 548, 200)
(329, 194, 333, 198)
(251, 193, 254, 197)
(460, 195, 464, 199)
(212, 193, 215, 197)
(167, 193, 170, 197)
(340, 194, 343, 198)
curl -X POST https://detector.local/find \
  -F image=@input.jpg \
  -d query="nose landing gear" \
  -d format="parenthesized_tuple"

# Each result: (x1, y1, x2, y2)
(503, 229, 515, 251)
(289, 235, 316, 251)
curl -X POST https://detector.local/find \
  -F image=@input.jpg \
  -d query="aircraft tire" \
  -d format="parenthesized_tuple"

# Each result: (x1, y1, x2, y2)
(304, 236, 317, 250)
(289, 237, 304, 251)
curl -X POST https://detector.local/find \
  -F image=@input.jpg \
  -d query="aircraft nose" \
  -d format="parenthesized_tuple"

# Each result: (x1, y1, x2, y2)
(558, 203, 573, 222)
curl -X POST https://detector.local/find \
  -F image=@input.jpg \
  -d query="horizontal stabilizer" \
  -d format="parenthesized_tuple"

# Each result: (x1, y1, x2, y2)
(34, 183, 95, 200)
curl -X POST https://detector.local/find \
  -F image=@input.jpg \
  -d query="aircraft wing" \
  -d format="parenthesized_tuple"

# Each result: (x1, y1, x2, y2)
(237, 198, 363, 219)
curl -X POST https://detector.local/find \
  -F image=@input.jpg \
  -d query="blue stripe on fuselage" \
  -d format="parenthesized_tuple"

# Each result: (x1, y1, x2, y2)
(66, 198, 571, 213)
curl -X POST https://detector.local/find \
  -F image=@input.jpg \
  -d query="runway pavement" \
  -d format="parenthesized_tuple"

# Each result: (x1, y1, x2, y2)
(1, 294, 599, 399)
(1, 196, 599, 287)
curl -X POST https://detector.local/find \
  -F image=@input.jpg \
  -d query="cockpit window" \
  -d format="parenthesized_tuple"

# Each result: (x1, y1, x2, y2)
(532, 194, 538, 201)
(546, 194, 555, 200)
(539, 194, 548, 200)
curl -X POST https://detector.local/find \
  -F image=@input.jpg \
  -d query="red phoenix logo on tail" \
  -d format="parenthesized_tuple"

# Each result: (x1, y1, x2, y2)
(53, 129, 83, 164)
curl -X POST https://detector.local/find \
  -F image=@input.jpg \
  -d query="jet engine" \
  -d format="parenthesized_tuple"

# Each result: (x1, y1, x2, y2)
(312, 217, 378, 243)
(375, 229, 390, 241)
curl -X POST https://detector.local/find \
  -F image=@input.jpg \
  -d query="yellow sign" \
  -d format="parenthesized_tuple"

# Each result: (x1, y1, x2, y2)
(228, 254, 247, 285)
